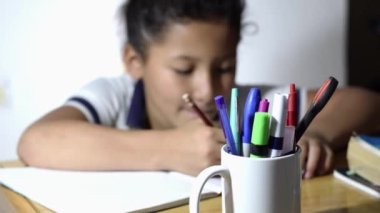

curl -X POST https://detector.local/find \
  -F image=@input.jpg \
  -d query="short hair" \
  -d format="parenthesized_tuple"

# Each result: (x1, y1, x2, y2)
(119, 0, 244, 58)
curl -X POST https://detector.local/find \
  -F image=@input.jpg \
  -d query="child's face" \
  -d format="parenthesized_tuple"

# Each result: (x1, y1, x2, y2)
(137, 21, 238, 129)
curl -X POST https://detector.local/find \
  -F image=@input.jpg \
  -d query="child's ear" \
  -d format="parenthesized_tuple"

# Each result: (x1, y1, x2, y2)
(123, 44, 144, 80)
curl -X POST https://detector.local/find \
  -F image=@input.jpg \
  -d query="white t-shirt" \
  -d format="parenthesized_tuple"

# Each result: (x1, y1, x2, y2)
(64, 74, 307, 130)
(65, 74, 137, 129)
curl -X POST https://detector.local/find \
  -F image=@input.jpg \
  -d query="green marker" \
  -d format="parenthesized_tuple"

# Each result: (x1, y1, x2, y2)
(250, 112, 270, 158)
(229, 88, 240, 155)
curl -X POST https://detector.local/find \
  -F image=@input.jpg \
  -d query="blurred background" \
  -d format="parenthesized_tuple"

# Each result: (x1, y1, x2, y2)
(0, 0, 379, 160)
(0, 0, 124, 160)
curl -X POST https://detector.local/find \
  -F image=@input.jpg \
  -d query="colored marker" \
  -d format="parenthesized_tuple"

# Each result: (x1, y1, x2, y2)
(258, 99, 269, 112)
(250, 112, 270, 158)
(229, 88, 241, 155)
(182, 93, 213, 126)
(268, 93, 287, 157)
(282, 126, 295, 155)
(215, 95, 238, 155)
(241, 88, 261, 157)
(295, 76, 339, 143)
(287, 83, 297, 126)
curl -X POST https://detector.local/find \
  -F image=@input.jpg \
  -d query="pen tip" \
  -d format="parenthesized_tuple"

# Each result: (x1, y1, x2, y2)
(214, 95, 225, 106)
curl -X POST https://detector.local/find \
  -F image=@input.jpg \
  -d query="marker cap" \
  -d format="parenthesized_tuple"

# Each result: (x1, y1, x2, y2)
(251, 112, 270, 146)
(270, 93, 287, 137)
(241, 88, 261, 143)
(258, 99, 269, 112)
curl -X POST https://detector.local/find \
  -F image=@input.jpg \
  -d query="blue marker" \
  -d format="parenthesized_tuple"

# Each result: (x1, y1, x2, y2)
(215, 95, 238, 155)
(241, 88, 261, 157)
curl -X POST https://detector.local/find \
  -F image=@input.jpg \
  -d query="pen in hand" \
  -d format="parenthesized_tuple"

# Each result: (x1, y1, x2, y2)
(182, 93, 213, 126)
(294, 76, 339, 144)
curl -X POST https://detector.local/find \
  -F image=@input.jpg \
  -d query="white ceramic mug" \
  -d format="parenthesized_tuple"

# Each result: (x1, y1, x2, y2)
(190, 145, 301, 213)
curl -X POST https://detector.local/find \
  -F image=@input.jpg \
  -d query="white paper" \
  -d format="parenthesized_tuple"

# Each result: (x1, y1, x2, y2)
(0, 168, 221, 213)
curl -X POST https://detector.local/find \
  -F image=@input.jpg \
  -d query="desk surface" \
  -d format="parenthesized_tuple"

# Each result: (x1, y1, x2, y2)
(1, 157, 380, 213)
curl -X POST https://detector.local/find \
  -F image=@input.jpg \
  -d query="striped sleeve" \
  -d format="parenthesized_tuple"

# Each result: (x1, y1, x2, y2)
(64, 75, 134, 127)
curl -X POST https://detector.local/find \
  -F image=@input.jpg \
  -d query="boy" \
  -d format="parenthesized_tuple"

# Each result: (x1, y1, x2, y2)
(18, 0, 380, 179)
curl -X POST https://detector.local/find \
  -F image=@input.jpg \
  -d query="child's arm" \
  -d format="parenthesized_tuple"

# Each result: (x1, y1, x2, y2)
(17, 106, 225, 176)
(299, 87, 380, 179)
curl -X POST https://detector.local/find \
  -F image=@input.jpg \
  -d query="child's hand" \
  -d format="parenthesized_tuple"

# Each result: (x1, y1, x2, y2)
(298, 132, 334, 179)
(171, 119, 225, 176)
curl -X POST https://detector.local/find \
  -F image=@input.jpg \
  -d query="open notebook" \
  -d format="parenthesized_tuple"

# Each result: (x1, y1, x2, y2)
(0, 167, 221, 212)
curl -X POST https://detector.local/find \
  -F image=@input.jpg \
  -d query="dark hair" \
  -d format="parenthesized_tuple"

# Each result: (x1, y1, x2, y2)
(120, 0, 244, 58)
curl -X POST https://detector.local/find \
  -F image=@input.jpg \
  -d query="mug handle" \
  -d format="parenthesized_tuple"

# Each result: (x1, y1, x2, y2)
(189, 165, 233, 213)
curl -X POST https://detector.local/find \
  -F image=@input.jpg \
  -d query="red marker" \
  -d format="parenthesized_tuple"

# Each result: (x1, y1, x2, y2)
(287, 83, 297, 126)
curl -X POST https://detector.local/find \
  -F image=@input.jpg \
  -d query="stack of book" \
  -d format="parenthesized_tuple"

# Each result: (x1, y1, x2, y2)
(334, 134, 380, 197)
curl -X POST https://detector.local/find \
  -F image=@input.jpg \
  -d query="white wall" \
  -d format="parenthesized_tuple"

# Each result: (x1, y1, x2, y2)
(237, 0, 347, 87)
(0, 0, 347, 160)
(0, 0, 125, 160)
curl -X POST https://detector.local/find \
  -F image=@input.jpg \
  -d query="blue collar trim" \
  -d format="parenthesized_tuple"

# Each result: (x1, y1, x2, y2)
(126, 80, 150, 129)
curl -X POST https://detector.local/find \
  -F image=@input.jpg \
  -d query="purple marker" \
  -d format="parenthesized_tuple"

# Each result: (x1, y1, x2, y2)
(258, 99, 269, 112)
(215, 95, 238, 155)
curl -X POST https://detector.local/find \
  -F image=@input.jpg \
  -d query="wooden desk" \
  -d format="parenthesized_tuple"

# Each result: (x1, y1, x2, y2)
(1, 159, 380, 213)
